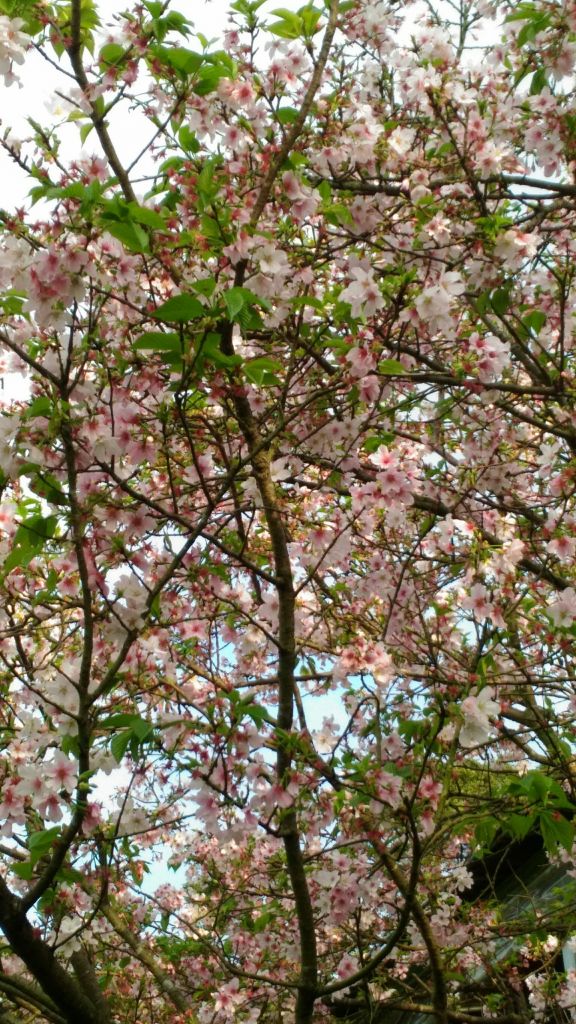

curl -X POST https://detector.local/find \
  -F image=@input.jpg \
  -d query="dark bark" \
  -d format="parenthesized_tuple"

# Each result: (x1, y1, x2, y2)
(0, 879, 105, 1024)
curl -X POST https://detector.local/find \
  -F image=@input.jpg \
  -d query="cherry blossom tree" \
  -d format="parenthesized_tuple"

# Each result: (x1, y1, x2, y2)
(0, 0, 576, 1021)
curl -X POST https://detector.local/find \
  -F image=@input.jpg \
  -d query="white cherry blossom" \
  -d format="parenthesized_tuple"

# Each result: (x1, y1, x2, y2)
(460, 687, 500, 748)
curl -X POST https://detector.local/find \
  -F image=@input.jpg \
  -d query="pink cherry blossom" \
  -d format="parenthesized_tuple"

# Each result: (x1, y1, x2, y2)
(460, 687, 500, 748)
(0, 2, 574, 1021)
(0, 16, 29, 86)
(340, 266, 384, 318)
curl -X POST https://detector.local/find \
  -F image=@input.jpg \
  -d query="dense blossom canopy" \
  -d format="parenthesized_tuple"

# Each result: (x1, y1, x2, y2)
(0, 0, 576, 1021)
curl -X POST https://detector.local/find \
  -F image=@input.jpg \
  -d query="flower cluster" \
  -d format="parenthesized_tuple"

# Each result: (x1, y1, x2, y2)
(0, 17, 29, 86)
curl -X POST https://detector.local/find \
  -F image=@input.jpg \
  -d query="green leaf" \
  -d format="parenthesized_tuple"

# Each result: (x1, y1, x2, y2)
(111, 730, 132, 763)
(244, 704, 273, 727)
(196, 158, 222, 208)
(0, 0, 42, 32)
(530, 67, 548, 95)
(40, 179, 103, 215)
(317, 179, 331, 202)
(231, 0, 267, 12)
(99, 198, 165, 241)
(324, 203, 353, 227)
(105, 220, 150, 254)
(270, 5, 301, 16)
(194, 156, 224, 206)
(28, 826, 60, 859)
(135, 332, 181, 352)
(516, 13, 550, 47)
(28, 473, 68, 507)
(131, 718, 154, 741)
(80, 122, 94, 144)
(61, 734, 81, 758)
(12, 861, 34, 880)
(102, 713, 153, 740)
(508, 770, 573, 810)
(504, 2, 538, 20)
(223, 287, 249, 320)
(524, 770, 553, 802)
(363, 434, 395, 453)
(99, 42, 125, 65)
(102, 713, 141, 729)
(244, 356, 283, 386)
(194, 63, 232, 95)
(565, 114, 576, 141)
(474, 817, 499, 850)
(128, 203, 165, 230)
(54, 0, 100, 55)
(268, 8, 303, 37)
(191, 277, 217, 298)
(158, 156, 185, 175)
(253, 909, 274, 932)
(490, 288, 511, 316)
(43, 182, 87, 203)
(522, 310, 546, 334)
(276, 106, 300, 125)
(143, 0, 163, 14)
(163, 10, 192, 35)
(38, 887, 57, 913)
(539, 811, 574, 853)
(0, 291, 26, 316)
(300, 4, 322, 35)
(108, 713, 155, 763)
(201, 333, 243, 369)
(379, 358, 406, 375)
(152, 295, 205, 323)
(23, 396, 53, 420)
(290, 294, 324, 311)
(222, 288, 270, 324)
(268, 20, 302, 36)
(178, 126, 200, 153)
(199, 214, 223, 241)
(3, 515, 58, 574)
(504, 812, 535, 840)
(153, 45, 204, 75)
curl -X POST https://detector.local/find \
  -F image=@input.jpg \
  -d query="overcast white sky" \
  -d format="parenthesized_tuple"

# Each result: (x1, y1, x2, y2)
(0, 0, 234, 204)
(0, 0, 239, 403)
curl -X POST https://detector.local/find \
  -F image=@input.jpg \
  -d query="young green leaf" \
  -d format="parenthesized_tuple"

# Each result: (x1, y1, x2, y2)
(152, 295, 206, 323)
